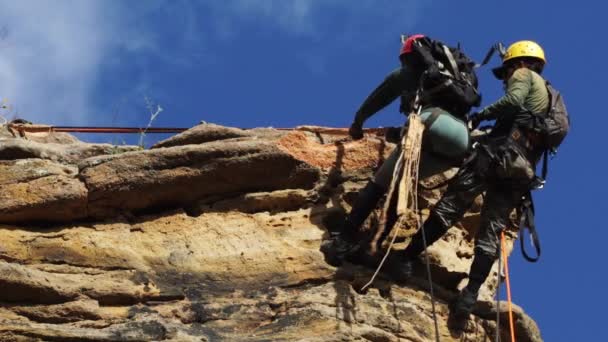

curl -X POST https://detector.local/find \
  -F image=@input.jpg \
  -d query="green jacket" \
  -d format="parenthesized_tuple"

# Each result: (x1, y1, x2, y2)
(478, 67, 549, 137)
(353, 67, 422, 126)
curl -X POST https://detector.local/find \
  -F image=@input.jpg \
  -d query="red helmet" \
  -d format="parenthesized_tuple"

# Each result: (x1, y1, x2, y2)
(400, 34, 425, 56)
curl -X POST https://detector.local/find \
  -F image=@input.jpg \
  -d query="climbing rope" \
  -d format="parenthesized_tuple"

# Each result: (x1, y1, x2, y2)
(360, 111, 440, 342)
(501, 231, 517, 342)
(6, 123, 189, 134)
(362, 112, 424, 287)
(496, 240, 502, 342)
(417, 162, 440, 342)
(412, 120, 441, 342)
(361, 121, 409, 291)
(7, 123, 389, 136)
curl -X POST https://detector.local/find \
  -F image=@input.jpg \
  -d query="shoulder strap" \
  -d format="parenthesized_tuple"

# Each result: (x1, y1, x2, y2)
(442, 45, 461, 80)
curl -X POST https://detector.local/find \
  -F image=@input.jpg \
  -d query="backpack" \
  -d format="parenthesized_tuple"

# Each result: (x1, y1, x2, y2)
(538, 83, 570, 151)
(411, 37, 481, 117)
(517, 82, 570, 179)
(517, 83, 569, 263)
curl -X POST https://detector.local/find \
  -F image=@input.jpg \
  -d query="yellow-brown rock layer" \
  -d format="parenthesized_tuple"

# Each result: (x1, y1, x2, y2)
(0, 123, 542, 341)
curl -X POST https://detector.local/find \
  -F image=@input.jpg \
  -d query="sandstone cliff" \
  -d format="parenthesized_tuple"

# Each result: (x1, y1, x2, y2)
(0, 123, 542, 341)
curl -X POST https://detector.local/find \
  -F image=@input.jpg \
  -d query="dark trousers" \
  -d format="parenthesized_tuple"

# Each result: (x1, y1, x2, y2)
(402, 140, 535, 290)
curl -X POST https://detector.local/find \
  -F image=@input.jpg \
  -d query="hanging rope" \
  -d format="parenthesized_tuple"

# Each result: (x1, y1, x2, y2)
(417, 174, 440, 342)
(360, 112, 440, 342)
(496, 240, 502, 342)
(361, 112, 425, 290)
(413, 122, 441, 342)
(7, 123, 189, 134)
(501, 231, 517, 342)
(6, 123, 390, 136)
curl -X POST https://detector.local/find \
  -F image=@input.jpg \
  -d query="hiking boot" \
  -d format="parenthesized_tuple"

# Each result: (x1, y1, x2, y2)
(384, 256, 414, 284)
(449, 288, 479, 319)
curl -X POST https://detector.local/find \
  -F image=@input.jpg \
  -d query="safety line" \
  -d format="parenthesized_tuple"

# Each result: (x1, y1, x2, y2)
(496, 241, 502, 342)
(6, 123, 390, 135)
(501, 231, 516, 342)
(360, 111, 440, 342)
(7, 124, 188, 134)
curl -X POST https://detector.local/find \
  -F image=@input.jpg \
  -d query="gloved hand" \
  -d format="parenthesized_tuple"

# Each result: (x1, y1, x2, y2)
(468, 112, 484, 130)
(348, 122, 364, 140)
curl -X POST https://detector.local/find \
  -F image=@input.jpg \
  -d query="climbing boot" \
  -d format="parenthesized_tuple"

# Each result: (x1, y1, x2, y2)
(450, 287, 479, 319)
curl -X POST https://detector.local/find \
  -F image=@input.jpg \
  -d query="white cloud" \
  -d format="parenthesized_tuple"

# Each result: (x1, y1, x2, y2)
(212, 0, 429, 40)
(0, 1, 430, 125)
(0, 1, 117, 124)
(230, 0, 315, 34)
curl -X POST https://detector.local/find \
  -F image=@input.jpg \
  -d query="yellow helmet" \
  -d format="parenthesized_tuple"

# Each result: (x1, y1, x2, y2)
(502, 40, 546, 64)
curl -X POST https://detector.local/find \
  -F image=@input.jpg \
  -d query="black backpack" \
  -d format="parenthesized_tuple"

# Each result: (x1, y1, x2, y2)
(538, 83, 570, 152)
(516, 82, 570, 179)
(518, 83, 569, 263)
(411, 37, 481, 117)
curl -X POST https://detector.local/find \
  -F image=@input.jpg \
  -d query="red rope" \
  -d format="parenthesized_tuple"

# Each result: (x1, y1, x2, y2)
(8, 124, 390, 135)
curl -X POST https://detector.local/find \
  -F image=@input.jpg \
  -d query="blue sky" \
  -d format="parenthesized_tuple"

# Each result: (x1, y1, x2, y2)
(0, 1, 603, 340)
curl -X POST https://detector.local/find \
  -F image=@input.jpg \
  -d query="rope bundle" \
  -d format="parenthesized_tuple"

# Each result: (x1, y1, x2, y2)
(362, 113, 425, 290)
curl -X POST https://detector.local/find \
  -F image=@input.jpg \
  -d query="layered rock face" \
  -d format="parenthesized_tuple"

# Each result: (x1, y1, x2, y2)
(0, 123, 542, 341)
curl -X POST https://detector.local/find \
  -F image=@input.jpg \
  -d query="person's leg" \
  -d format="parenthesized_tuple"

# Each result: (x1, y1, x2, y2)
(451, 186, 524, 318)
(405, 152, 487, 259)
(388, 151, 489, 281)
(323, 146, 399, 264)
(341, 144, 401, 237)
(335, 181, 385, 242)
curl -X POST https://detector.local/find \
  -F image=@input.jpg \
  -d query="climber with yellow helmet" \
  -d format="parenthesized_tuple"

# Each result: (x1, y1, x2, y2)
(387, 40, 569, 320)
(470, 40, 549, 133)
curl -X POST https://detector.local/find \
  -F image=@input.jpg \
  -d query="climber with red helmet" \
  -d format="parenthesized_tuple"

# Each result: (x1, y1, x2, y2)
(323, 34, 481, 267)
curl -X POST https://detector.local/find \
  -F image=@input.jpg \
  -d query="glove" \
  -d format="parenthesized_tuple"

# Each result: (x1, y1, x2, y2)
(348, 122, 364, 140)
(468, 112, 484, 130)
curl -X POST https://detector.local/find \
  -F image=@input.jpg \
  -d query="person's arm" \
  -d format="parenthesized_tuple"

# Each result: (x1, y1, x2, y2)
(477, 68, 532, 120)
(352, 67, 410, 126)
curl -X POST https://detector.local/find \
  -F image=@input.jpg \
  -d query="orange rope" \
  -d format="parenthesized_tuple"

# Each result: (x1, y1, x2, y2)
(501, 231, 516, 342)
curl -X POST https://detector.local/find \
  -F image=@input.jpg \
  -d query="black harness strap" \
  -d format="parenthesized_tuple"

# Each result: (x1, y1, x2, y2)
(476, 42, 506, 68)
(423, 108, 443, 129)
(519, 193, 541, 262)
(542, 150, 549, 180)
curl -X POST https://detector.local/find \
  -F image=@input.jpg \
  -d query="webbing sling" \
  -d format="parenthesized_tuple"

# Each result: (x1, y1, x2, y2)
(476, 42, 506, 68)
(542, 150, 550, 180)
(519, 193, 541, 262)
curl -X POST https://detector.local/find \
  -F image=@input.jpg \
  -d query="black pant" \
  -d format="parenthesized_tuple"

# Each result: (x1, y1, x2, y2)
(403, 140, 535, 288)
